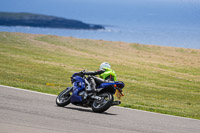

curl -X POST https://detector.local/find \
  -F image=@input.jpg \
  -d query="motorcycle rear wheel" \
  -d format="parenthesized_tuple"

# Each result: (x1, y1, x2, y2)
(56, 88, 71, 107)
(92, 92, 113, 113)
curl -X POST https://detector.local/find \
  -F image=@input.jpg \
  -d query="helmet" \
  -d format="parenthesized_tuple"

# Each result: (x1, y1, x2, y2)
(99, 62, 111, 70)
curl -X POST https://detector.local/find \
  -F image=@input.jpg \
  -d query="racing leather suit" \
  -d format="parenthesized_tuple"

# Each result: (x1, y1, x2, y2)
(83, 68, 117, 92)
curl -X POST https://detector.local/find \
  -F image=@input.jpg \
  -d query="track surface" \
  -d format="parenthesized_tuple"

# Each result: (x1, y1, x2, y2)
(0, 85, 199, 133)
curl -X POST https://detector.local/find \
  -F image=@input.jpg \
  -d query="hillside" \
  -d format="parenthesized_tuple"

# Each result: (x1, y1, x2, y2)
(0, 32, 200, 119)
(0, 12, 104, 30)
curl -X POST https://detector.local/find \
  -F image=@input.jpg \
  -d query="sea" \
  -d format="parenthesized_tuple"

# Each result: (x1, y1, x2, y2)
(0, 0, 200, 49)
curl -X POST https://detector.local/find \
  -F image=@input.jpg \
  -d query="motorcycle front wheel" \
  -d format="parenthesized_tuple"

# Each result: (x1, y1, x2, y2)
(92, 92, 113, 113)
(56, 88, 71, 107)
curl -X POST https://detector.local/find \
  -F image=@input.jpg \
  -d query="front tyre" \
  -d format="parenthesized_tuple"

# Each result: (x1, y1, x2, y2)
(92, 92, 113, 113)
(56, 88, 71, 107)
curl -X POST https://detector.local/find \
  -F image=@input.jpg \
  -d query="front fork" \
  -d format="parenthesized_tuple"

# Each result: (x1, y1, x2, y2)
(65, 87, 73, 94)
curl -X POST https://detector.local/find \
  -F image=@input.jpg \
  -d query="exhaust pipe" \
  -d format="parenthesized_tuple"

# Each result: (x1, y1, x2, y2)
(112, 100, 121, 106)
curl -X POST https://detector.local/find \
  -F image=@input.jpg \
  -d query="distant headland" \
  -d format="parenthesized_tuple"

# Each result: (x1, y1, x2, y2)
(0, 12, 105, 30)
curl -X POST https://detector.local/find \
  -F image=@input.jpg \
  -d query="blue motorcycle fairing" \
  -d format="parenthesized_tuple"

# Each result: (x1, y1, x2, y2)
(97, 82, 116, 94)
(97, 81, 124, 89)
(70, 76, 85, 103)
(97, 81, 125, 94)
(97, 82, 116, 89)
(115, 81, 125, 89)
(70, 74, 125, 103)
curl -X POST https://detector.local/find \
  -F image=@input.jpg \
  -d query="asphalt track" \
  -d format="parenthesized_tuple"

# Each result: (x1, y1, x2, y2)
(0, 85, 199, 133)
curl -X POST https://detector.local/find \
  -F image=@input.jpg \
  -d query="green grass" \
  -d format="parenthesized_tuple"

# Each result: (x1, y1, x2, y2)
(0, 32, 200, 119)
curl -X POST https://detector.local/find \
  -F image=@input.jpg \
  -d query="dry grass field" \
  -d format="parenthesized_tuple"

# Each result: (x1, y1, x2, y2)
(0, 32, 200, 119)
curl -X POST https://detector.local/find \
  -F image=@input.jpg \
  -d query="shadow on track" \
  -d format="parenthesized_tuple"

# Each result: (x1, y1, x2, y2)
(64, 106, 117, 116)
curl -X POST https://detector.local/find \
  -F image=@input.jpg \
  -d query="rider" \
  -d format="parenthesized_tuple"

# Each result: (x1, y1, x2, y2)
(80, 62, 117, 92)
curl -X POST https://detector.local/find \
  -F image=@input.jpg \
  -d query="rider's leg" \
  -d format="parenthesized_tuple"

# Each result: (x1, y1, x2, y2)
(93, 77, 105, 92)
(88, 77, 102, 93)
(93, 77, 104, 84)
(86, 77, 96, 92)
(90, 78, 96, 92)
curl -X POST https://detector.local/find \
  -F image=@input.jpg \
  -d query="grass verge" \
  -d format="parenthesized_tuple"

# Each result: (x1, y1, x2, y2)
(0, 32, 200, 119)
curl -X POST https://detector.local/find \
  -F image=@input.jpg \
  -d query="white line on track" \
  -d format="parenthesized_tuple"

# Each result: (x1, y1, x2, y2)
(0, 84, 199, 121)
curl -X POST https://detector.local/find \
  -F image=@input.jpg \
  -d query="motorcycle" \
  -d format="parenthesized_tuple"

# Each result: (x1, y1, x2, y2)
(56, 72, 125, 113)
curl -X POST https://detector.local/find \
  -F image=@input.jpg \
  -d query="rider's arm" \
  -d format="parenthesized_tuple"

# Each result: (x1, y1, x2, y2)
(84, 69, 105, 76)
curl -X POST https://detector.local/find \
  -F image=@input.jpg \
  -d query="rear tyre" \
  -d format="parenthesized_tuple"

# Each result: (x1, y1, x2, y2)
(56, 88, 71, 107)
(92, 92, 113, 113)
